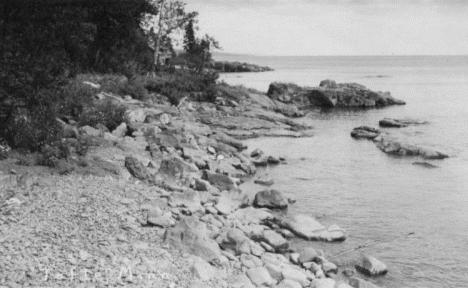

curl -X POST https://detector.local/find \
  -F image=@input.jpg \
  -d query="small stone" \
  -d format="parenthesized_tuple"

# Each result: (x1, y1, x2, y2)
(298, 247, 319, 263)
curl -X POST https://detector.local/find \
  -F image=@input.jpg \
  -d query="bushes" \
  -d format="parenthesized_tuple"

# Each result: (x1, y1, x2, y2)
(78, 100, 128, 132)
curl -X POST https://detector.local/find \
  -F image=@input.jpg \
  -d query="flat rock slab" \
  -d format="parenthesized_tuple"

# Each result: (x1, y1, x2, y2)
(276, 214, 346, 242)
(351, 126, 381, 140)
(374, 136, 448, 160)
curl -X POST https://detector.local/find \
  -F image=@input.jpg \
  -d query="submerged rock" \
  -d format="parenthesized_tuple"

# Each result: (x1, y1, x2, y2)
(254, 176, 275, 186)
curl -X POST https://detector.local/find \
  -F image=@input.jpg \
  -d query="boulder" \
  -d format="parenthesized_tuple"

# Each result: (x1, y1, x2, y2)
(246, 267, 277, 287)
(202, 170, 238, 191)
(298, 247, 319, 263)
(228, 274, 256, 288)
(254, 190, 288, 209)
(355, 255, 388, 276)
(215, 191, 244, 215)
(170, 190, 203, 214)
(211, 132, 246, 151)
(321, 261, 338, 275)
(158, 156, 198, 179)
(124, 156, 151, 180)
(275, 214, 346, 242)
(147, 212, 175, 227)
(261, 230, 289, 252)
(217, 228, 250, 256)
(164, 217, 221, 262)
(350, 126, 380, 140)
(112, 122, 127, 138)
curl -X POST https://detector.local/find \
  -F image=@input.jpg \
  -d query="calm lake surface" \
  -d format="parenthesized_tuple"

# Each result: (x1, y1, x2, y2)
(216, 55, 468, 288)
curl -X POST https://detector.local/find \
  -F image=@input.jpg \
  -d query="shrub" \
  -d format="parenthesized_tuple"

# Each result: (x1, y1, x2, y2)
(57, 79, 96, 118)
(119, 77, 149, 101)
(78, 100, 128, 132)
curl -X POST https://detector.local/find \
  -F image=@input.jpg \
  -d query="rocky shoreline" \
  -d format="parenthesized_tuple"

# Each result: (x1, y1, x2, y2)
(1, 80, 395, 288)
(211, 61, 274, 73)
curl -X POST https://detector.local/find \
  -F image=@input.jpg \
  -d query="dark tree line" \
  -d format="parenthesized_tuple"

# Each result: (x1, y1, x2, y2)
(0, 0, 158, 149)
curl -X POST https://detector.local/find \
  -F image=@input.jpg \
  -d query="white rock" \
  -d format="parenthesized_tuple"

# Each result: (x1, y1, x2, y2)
(246, 267, 276, 287)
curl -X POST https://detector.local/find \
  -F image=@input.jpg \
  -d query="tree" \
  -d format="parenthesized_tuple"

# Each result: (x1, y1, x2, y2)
(142, 0, 197, 66)
(183, 18, 196, 54)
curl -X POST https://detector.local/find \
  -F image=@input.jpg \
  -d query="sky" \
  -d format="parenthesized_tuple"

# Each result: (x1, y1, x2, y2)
(183, 0, 468, 56)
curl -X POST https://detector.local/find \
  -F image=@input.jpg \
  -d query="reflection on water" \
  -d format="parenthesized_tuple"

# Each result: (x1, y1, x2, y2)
(224, 55, 468, 288)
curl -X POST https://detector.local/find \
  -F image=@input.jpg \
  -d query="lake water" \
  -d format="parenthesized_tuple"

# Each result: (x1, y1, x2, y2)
(215, 55, 468, 288)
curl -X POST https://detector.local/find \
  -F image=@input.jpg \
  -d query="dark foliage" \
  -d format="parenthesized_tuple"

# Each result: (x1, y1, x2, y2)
(78, 100, 128, 132)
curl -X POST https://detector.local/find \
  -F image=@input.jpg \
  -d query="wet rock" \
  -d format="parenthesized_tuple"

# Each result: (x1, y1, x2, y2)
(252, 155, 269, 167)
(254, 190, 288, 209)
(275, 214, 346, 241)
(246, 267, 277, 287)
(379, 118, 426, 128)
(281, 229, 295, 239)
(348, 277, 381, 288)
(350, 126, 380, 140)
(261, 230, 289, 252)
(211, 132, 246, 151)
(202, 170, 238, 191)
(164, 216, 221, 262)
(355, 255, 388, 276)
(125, 156, 151, 180)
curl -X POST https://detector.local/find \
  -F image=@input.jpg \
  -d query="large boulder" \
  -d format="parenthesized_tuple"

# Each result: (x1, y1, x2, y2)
(164, 217, 221, 262)
(267, 82, 303, 104)
(253, 190, 288, 209)
(275, 214, 346, 242)
(215, 191, 244, 215)
(355, 255, 388, 276)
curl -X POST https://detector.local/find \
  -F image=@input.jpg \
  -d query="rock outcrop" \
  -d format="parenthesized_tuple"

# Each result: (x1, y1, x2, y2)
(211, 61, 273, 73)
(267, 80, 405, 109)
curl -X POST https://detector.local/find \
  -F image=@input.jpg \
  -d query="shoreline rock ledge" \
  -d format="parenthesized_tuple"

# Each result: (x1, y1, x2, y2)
(267, 80, 406, 109)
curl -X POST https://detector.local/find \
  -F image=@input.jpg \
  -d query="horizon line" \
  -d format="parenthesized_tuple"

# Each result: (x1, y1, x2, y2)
(214, 52, 468, 57)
